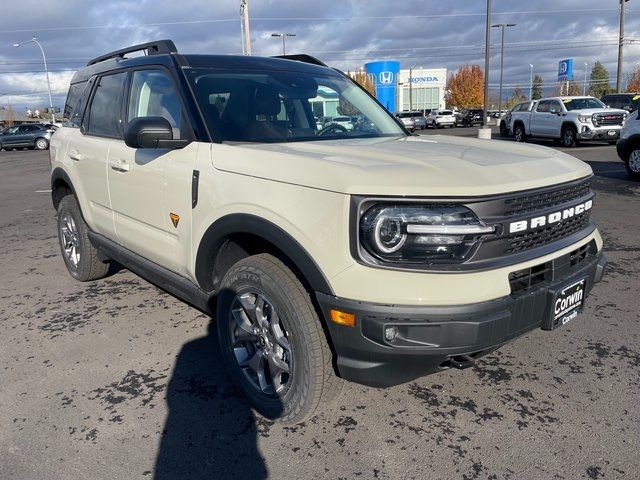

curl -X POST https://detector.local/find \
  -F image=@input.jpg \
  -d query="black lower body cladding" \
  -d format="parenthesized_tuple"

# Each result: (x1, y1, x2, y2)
(316, 248, 606, 388)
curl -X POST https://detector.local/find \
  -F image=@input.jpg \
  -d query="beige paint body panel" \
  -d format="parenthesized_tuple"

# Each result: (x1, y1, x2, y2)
(51, 128, 116, 238)
(54, 130, 602, 307)
(211, 135, 593, 196)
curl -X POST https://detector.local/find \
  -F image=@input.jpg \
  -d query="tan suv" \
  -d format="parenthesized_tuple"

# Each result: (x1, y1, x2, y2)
(51, 40, 606, 423)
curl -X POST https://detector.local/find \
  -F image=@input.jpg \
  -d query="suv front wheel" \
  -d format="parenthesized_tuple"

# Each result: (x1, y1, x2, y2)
(217, 254, 343, 424)
(625, 147, 640, 181)
(56, 195, 110, 281)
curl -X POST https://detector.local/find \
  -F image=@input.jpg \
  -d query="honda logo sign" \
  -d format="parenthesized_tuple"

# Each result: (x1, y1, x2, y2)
(379, 71, 394, 84)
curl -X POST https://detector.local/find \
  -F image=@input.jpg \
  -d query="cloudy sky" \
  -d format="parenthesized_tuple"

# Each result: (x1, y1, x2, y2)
(1, 0, 639, 111)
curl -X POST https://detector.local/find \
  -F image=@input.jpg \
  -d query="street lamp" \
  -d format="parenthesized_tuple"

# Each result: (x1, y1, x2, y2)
(529, 64, 534, 100)
(271, 33, 296, 55)
(491, 23, 517, 115)
(13, 36, 56, 123)
(583, 62, 589, 96)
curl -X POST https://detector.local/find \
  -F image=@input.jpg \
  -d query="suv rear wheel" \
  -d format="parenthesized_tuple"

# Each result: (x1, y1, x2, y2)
(625, 147, 640, 181)
(216, 254, 343, 424)
(56, 195, 110, 281)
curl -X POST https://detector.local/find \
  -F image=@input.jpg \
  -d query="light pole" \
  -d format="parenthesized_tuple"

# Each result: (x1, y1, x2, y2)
(491, 23, 517, 116)
(583, 62, 589, 95)
(271, 33, 295, 55)
(529, 64, 534, 100)
(617, 0, 630, 92)
(13, 36, 55, 123)
(482, 0, 492, 129)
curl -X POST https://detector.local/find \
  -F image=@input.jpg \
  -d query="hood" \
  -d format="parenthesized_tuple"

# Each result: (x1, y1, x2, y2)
(211, 135, 593, 196)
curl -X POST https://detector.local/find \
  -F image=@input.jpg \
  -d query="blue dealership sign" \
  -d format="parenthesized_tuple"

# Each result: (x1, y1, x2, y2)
(365, 60, 400, 113)
(558, 59, 574, 82)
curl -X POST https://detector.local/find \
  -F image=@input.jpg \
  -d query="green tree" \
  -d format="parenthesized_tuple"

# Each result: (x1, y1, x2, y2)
(532, 75, 544, 100)
(588, 61, 612, 97)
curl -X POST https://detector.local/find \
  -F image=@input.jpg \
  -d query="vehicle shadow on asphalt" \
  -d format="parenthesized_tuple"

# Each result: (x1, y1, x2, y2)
(154, 319, 274, 480)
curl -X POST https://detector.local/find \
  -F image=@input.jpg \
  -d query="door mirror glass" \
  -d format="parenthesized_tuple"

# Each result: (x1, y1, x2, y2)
(124, 116, 189, 149)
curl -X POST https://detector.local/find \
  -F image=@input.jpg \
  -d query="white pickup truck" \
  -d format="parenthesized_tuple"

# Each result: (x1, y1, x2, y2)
(511, 96, 628, 147)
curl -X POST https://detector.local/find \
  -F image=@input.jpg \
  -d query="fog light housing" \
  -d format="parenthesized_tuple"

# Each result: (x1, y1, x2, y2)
(385, 325, 398, 341)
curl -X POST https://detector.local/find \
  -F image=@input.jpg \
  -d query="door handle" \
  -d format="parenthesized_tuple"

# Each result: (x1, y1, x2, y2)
(69, 149, 83, 161)
(109, 159, 130, 172)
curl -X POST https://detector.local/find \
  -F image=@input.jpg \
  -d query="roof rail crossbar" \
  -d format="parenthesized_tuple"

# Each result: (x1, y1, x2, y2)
(273, 54, 328, 67)
(87, 39, 177, 66)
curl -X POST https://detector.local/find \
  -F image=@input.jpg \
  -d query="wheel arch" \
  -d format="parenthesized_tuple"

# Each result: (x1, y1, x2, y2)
(195, 214, 335, 296)
(621, 134, 640, 159)
(561, 121, 577, 132)
(51, 167, 76, 210)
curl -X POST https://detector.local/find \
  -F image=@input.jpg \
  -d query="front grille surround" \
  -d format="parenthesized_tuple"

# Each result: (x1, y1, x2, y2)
(593, 113, 624, 127)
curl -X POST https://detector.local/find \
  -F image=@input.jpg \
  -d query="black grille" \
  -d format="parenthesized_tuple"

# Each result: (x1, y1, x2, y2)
(594, 113, 624, 127)
(505, 213, 590, 254)
(504, 180, 591, 216)
(509, 262, 551, 294)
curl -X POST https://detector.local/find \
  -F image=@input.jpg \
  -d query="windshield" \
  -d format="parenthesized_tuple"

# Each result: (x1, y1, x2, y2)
(187, 69, 405, 143)
(563, 98, 606, 111)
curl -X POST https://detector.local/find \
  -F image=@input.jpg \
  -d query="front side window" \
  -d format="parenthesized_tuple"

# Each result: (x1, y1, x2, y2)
(187, 69, 405, 143)
(86, 72, 127, 137)
(127, 69, 183, 138)
(537, 100, 551, 113)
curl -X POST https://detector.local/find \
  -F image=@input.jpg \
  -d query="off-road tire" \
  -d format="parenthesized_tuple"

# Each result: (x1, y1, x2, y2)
(561, 126, 577, 148)
(56, 195, 110, 281)
(217, 254, 343, 424)
(624, 146, 640, 181)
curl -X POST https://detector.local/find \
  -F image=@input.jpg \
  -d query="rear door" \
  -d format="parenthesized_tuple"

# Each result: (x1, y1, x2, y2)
(107, 67, 197, 273)
(70, 72, 128, 237)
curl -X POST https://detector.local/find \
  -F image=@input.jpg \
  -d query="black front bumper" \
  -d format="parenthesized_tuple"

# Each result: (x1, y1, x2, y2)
(317, 248, 606, 388)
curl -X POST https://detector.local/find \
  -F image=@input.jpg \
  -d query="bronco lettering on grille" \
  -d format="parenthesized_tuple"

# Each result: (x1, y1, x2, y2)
(508, 199, 593, 234)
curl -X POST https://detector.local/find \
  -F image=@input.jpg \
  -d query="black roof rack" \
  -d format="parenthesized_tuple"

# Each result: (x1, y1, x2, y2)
(273, 54, 327, 67)
(87, 39, 177, 66)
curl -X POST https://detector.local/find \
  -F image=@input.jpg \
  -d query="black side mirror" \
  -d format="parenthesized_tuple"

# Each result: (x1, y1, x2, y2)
(124, 116, 190, 149)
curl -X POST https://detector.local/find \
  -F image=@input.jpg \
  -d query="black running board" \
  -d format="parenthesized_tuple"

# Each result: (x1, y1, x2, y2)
(88, 231, 214, 314)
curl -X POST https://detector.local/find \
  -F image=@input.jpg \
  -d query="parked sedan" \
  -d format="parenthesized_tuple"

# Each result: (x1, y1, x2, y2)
(0, 123, 53, 150)
(427, 109, 456, 128)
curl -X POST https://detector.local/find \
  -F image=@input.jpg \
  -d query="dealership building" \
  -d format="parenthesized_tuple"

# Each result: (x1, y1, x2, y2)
(364, 61, 447, 113)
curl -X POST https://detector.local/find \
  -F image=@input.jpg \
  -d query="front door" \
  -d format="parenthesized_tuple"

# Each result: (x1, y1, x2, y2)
(107, 68, 195, 273)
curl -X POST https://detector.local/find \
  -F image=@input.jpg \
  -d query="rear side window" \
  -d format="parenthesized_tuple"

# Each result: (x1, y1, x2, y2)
(63, 82, 87, 127)
(86, 72, 127, 137)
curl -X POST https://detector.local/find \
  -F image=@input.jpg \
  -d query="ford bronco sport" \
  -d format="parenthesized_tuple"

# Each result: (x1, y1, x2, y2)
(51, 41, 606, 423)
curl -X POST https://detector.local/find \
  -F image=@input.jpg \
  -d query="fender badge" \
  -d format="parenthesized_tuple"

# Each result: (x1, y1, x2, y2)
(169, 213, 180, 228)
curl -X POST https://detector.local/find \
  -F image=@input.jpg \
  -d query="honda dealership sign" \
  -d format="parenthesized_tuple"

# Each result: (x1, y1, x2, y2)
(558, 59, 574, 82)
(365, 60, 400, 112)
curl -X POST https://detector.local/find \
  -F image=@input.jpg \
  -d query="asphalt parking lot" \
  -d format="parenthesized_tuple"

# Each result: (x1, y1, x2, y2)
(1, 136, 639, 480)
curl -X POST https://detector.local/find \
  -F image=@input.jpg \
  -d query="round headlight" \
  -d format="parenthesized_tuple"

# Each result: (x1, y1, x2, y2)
(373, 213, 406, 253)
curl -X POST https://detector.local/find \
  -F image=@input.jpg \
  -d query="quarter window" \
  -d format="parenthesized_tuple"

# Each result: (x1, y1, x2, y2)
(63, 81, 88, 128)
(127, 69, 183, 139)
(87, 73, 127, 137)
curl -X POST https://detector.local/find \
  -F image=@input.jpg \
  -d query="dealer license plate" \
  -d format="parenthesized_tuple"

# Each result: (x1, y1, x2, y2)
(607, 130, 617, 136)
(542, 278, 586, 330)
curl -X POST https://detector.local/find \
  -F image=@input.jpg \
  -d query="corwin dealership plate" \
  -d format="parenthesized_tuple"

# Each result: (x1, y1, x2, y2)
(542, 278, 586, 330)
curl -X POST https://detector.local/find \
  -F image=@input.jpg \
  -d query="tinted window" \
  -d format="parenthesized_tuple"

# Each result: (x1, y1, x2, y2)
(127, 69, 183, 139)
(549, 101, 563, 113)
(537, 100, 551, 113)
(87, 73, 127, 137)
(563, 98, 605, 111)
(63, 81, 88, 128)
